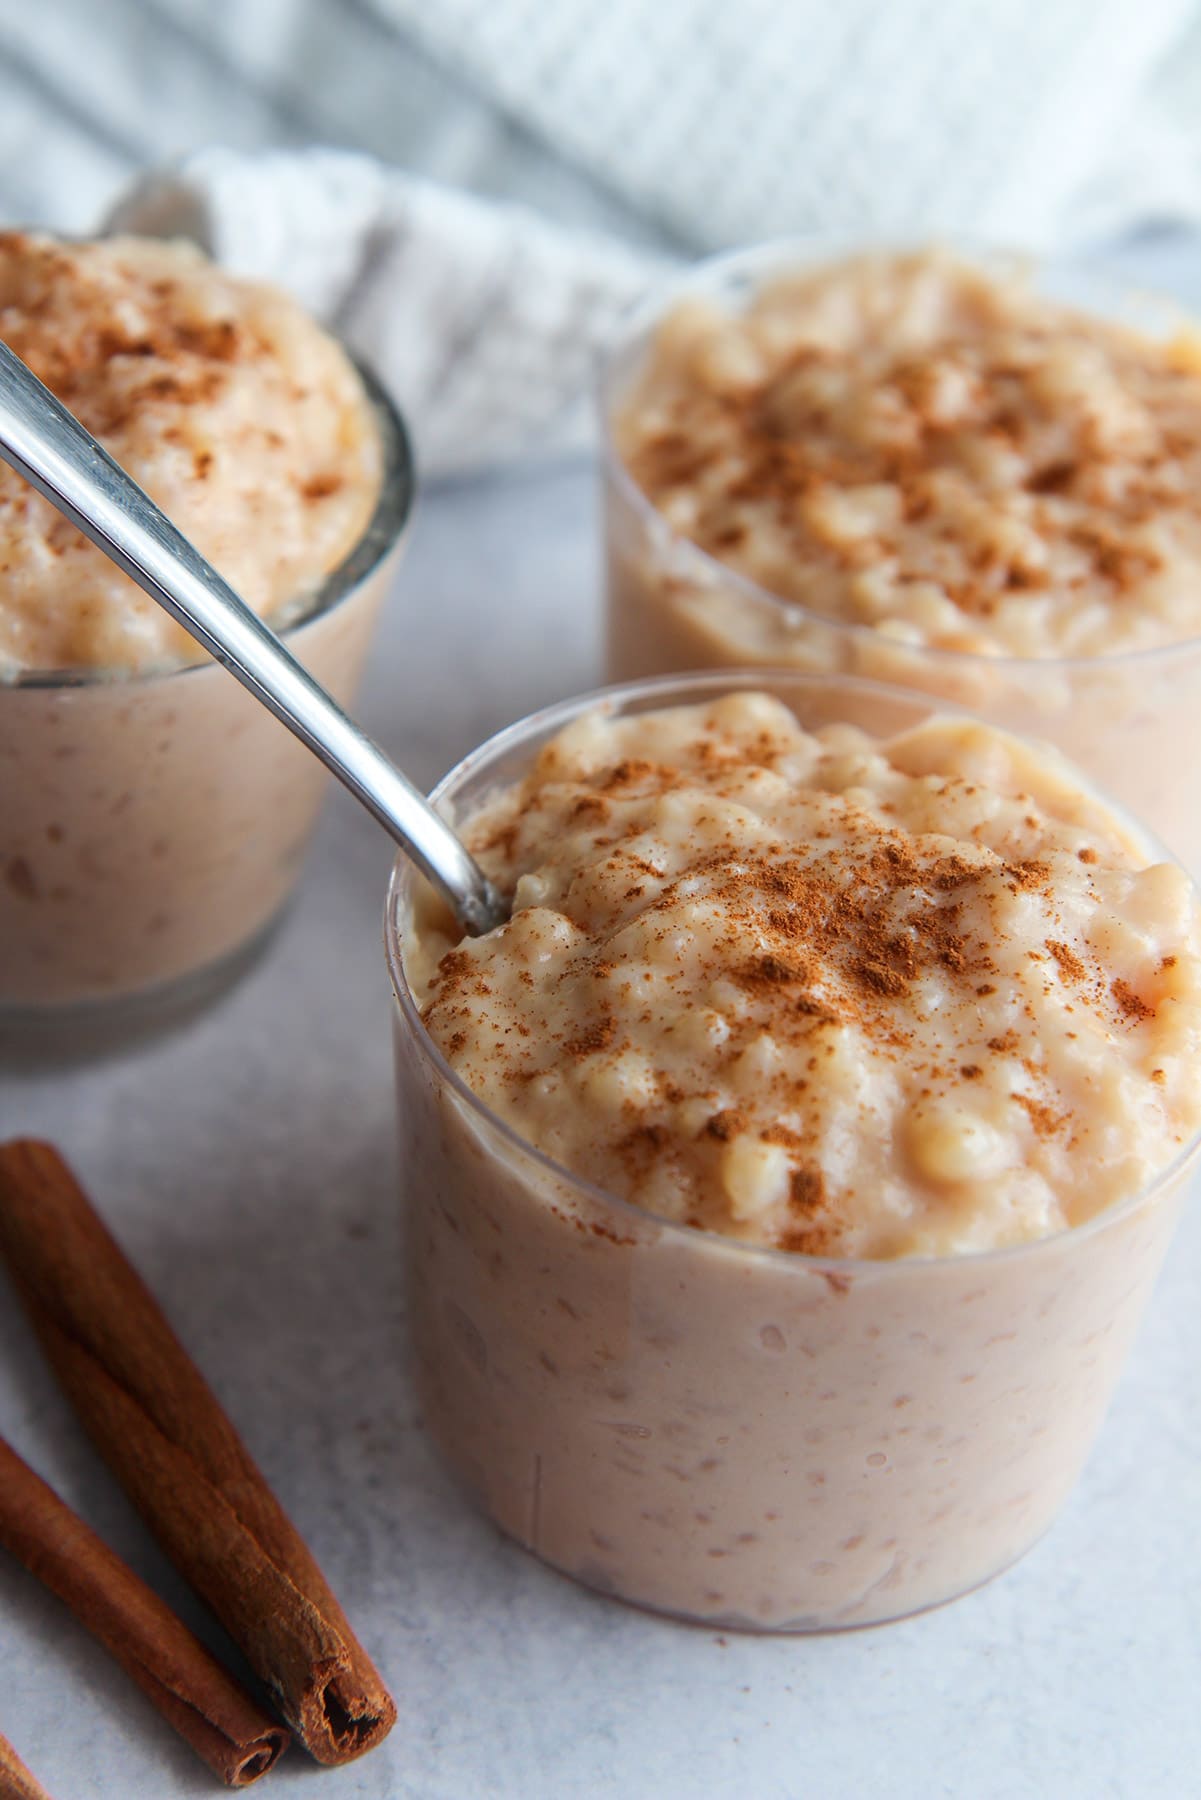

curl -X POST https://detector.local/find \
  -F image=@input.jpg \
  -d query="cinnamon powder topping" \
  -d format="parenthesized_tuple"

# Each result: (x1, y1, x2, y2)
(563, 1018, 617, 1059)
(1046, 940, 1086, 983)
(1012, 1092, 1069, 1138)
(412, 693, 1201, 1260)
(789, 1166, 826, 1215)
(1111, 979, 1154, 1022)
(704, 1109, 748, 1141)
(0, 231, 382, 671)
(617, 248, 1201, 661)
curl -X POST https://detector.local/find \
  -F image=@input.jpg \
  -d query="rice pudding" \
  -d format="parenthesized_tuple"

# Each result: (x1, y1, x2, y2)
(392, 675, 1201, 1628)
(604, 246, 1201, 872)
(0, 233, 406, 1020)
(0, 232, 381, 672)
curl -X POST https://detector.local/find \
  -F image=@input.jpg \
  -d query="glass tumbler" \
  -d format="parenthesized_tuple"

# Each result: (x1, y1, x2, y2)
(600, 242, 1201, 877)
(0, 364, 413, 1042)
(386, 669, 1201, 1630)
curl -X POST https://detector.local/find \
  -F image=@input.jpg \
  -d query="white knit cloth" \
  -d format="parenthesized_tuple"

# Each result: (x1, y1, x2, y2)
(82, 0, 1201, 475)
(7, 0, 1201, 245)
(374, 0, 1196, 248)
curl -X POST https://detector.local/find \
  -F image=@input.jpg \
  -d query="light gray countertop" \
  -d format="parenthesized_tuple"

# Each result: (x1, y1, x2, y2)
(4, 250, 1201, 1798)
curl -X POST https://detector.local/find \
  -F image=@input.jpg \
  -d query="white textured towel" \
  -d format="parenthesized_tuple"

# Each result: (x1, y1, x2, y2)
(376, 0, 1197, 249)
(90, 0, 1201, 477)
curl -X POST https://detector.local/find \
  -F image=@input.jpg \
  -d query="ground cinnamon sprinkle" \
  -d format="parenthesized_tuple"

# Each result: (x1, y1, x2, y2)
(1112, 978, 1155, 1022)
(300, 473, 343, 503)
(760, 1123, 806, 1148)
(1012, 1092, 1068, 1137)
(598, 759, 667, 792)
(428, 948, 472, 996)
(856, 959, 908, 998)
(735, 953, 817, 995)
(710, 836, 993, 1020)
(1008, 860, 1052, 893)
(1, 248, 252, 434)
(704, 1109, 748, 1141)
(480, 818, 522, 863)
(618, 249, 1201, 661)
(413, 693, 1201, 1259)
(1046, 939, 1087, 982)
(620, 1122, 671, 1157)
(563, 1017, 618, 1059)
(790, 1167, 826, 1215)
(0, 231, 383, 674)
(571, 794, 611, 823)
(794, 993, 840, 1022)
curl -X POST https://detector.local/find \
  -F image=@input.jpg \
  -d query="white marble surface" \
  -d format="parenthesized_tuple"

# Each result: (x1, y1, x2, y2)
(4, 264, 1201, 1797)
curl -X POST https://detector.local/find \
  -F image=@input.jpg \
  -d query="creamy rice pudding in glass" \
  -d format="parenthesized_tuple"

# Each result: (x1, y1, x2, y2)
(0, 233, 412, 1034)
(602, 244, 1201, 875)
(387, 670, 1201, 1631)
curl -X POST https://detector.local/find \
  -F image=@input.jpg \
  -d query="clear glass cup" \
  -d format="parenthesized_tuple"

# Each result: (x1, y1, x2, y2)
(600, 241, 1201, 877)
(0, 364, 413, 1043)
(385, 669, 1201, 1632)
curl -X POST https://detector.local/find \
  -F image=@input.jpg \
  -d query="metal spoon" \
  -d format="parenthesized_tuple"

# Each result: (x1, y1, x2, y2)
(0, 340, 506, 936)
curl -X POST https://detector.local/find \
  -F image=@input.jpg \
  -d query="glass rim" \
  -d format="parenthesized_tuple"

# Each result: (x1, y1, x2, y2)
(384, 665, 1201, 1279)
(8, 355, 415, 691)
(596, 233, 1201, 676)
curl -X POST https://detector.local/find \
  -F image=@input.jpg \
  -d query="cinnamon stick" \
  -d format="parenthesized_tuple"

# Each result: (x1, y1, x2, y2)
(0, 1437, 288, 1788)
(0, 1140, 396, 1766)
(0, 1732, 54, 1800)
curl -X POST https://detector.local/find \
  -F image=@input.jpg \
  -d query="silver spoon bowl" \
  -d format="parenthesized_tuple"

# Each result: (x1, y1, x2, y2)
(0, 339, 506, 937)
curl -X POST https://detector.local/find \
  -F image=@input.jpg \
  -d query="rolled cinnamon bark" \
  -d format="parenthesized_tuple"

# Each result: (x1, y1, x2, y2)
(0, 1140, 396, 1766)
(0, 1731, 54, 1800)
(0, 1439, 288, 1787)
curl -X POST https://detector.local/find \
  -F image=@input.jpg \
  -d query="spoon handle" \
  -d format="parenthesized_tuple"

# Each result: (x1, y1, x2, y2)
(0, 340, 503, 935)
